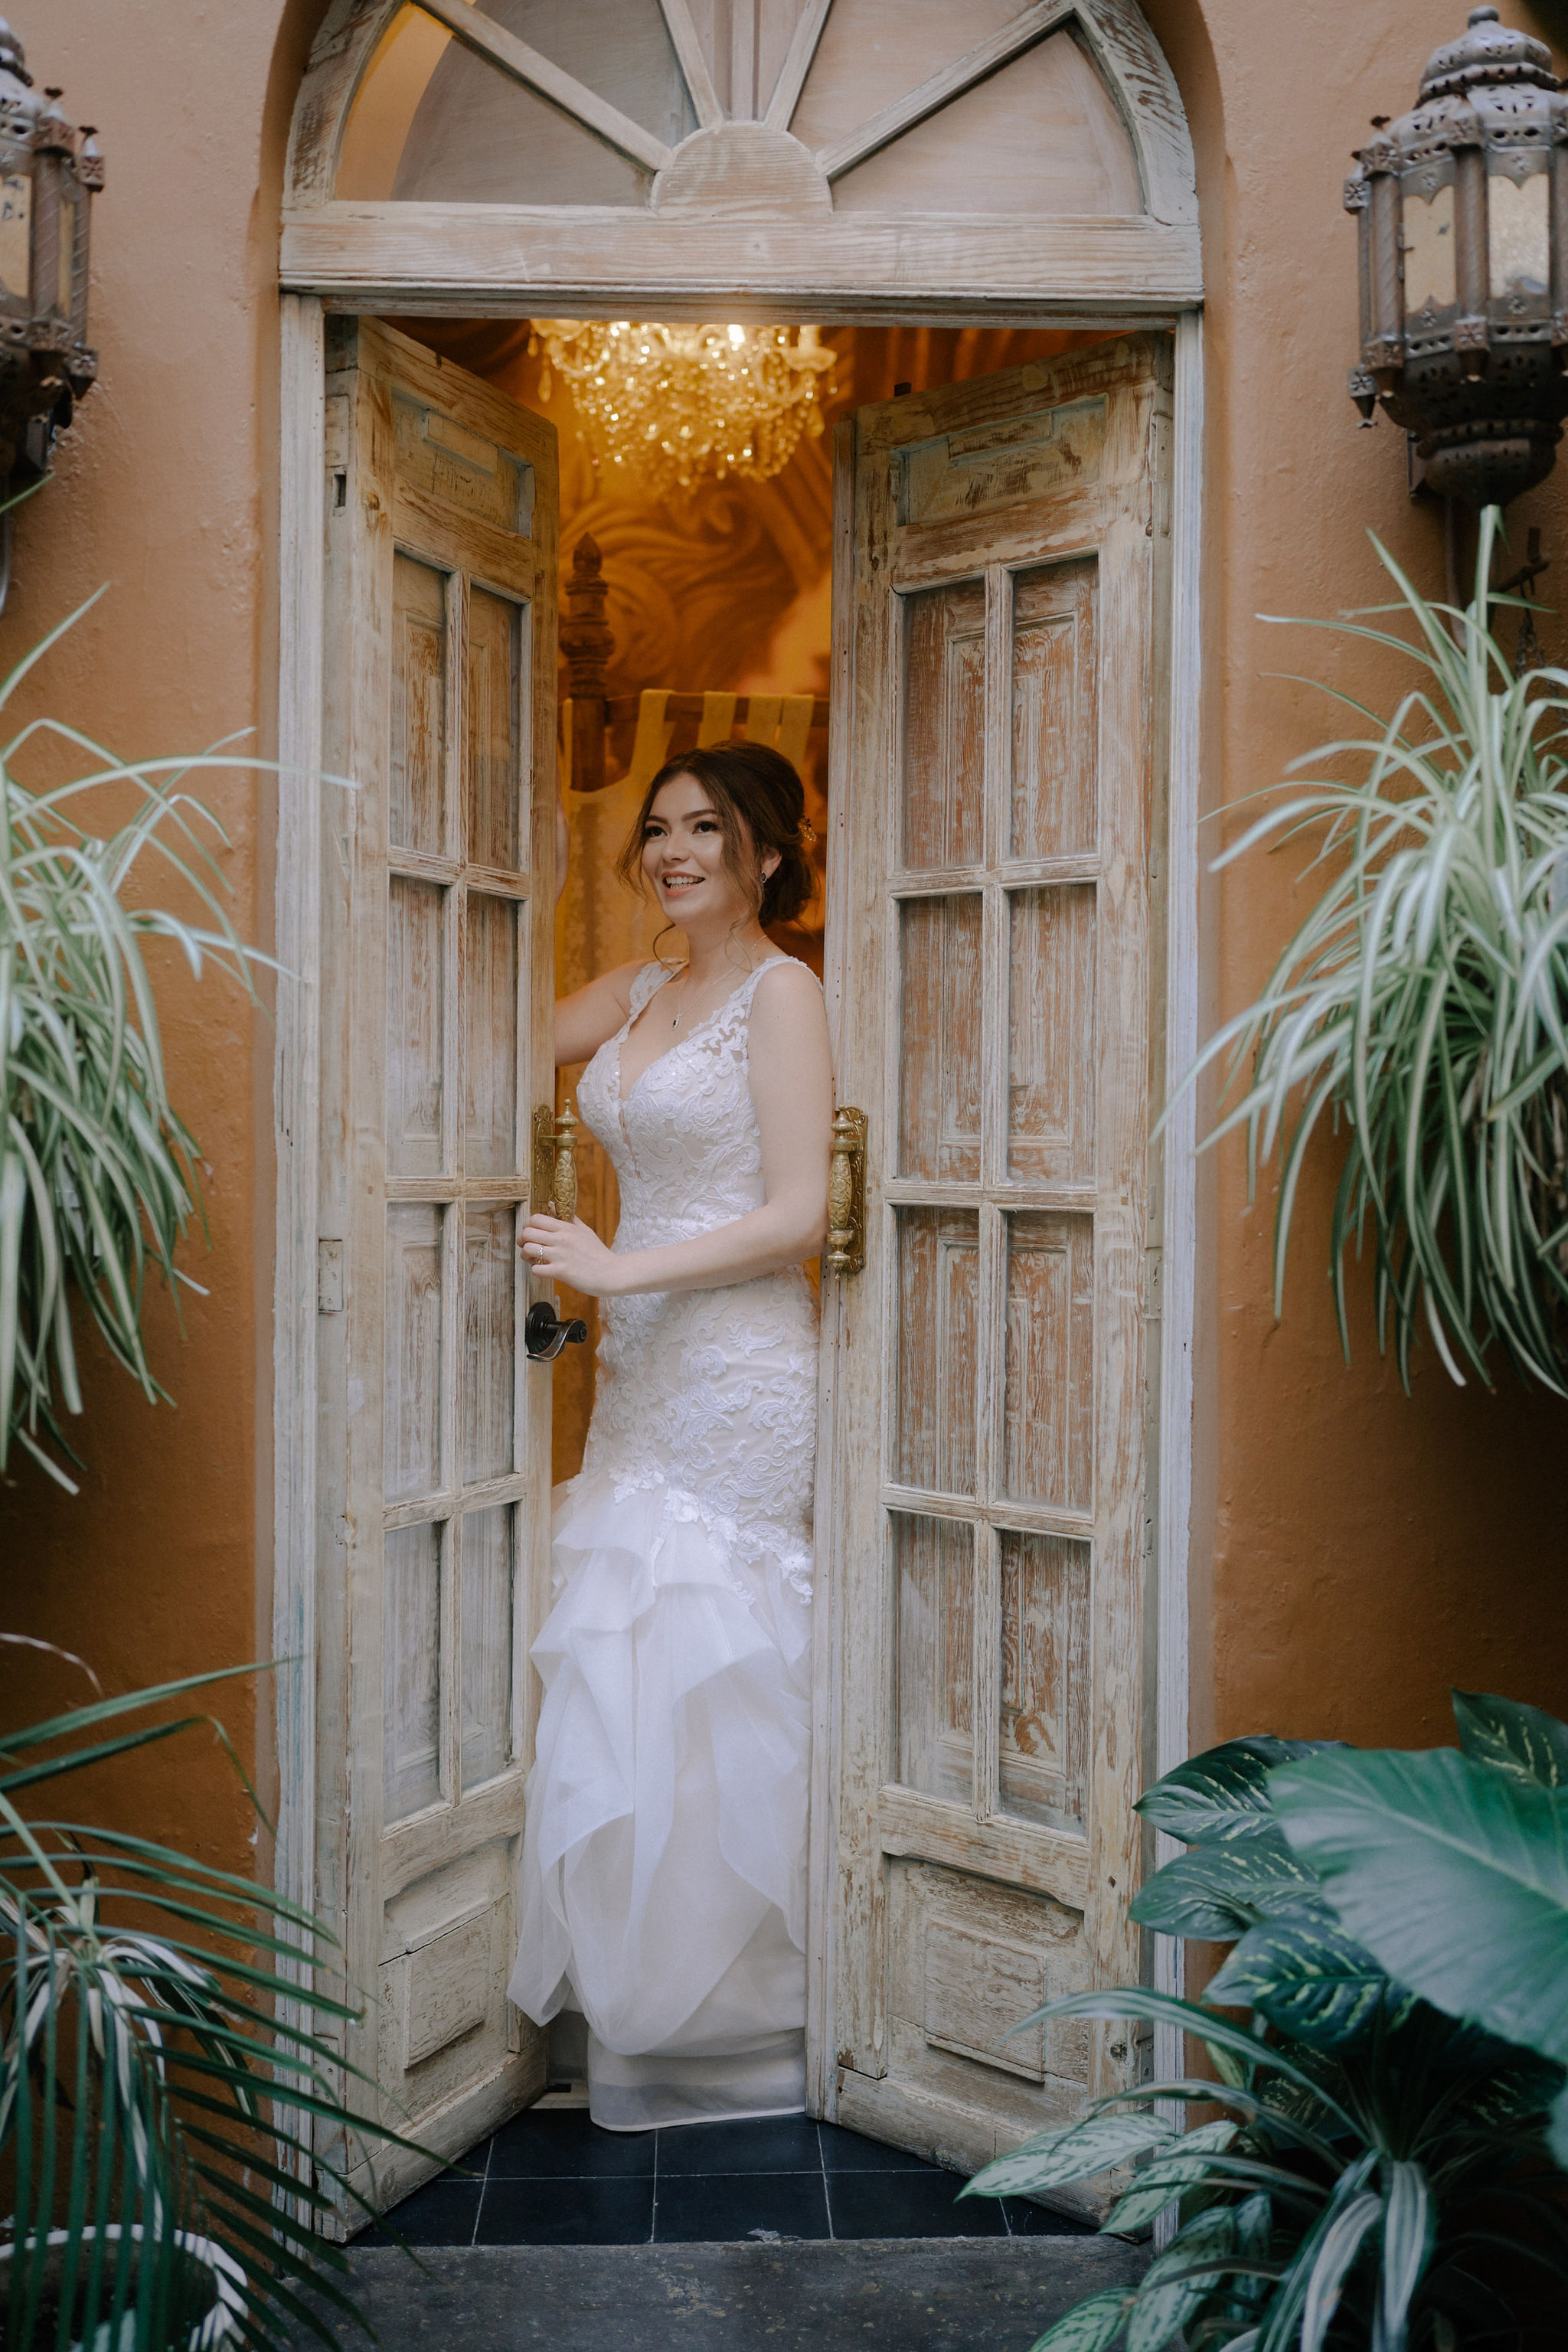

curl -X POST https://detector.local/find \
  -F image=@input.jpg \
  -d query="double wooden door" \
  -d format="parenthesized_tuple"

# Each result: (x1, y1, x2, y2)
(312, 326, 1168, 2215)
(817, 337, 1170, 2204)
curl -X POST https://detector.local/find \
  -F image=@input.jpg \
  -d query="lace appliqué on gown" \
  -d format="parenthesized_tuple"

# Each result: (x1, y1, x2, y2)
(508, 956, 819, 2132)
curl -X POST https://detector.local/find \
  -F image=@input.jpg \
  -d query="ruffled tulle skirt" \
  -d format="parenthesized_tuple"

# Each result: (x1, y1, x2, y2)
(508, 1468, 812, 2130)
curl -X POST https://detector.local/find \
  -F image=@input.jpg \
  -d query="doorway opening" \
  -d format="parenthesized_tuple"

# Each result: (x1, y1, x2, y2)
(388, 313, 1112, 1489)
(341, 309, 1137, 2246)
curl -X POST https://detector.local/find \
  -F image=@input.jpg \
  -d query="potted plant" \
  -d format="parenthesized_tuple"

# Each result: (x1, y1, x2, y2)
(1, 1647, 428, 2352)
(1186, 508, 1568, 1392)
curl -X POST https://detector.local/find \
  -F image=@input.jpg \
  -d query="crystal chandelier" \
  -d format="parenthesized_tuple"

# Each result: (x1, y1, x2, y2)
(529, 320, 835, 497)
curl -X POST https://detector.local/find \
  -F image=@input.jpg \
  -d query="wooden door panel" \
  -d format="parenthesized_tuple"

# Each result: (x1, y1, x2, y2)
(822, 337, 1168, 2214)
(319, 318, 557, 2213)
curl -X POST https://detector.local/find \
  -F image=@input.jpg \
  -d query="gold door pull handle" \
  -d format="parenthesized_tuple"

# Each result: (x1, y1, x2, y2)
(531, 1101, 580, 1222)
(553, 1105, 580, 1225)
(825, 1106, 867, 1276)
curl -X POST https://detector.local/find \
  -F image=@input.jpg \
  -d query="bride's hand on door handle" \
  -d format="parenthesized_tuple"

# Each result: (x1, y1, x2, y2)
(519, 1210, 623, 1297)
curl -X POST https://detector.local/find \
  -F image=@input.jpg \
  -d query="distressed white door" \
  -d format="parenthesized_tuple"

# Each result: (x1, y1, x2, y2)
(317, 318, 558, 2210)
(817, 338, 1170, 2208)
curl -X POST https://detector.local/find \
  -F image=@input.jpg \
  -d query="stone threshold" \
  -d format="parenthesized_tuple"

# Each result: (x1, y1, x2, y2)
(341, 2236, 1147, 2351)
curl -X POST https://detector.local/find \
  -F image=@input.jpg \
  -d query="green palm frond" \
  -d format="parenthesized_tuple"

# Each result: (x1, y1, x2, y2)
(1184, 506, 1568, 1393)
(0, 593, 272, 1489)
(2, 1659, 428, 2352)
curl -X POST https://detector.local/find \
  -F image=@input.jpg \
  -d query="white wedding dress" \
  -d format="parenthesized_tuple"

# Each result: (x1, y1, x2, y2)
(508, 955, 818, 2131)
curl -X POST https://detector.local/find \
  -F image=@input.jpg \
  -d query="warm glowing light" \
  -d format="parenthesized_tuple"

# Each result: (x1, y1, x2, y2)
(529, 319, 835, 496)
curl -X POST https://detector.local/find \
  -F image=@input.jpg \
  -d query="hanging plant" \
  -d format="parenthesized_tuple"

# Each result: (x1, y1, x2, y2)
(1189, 507, 1568, 1393)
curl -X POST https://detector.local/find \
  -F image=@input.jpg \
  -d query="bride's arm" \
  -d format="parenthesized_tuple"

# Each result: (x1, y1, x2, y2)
(522, 960, 832, 1297)
(554, 959, 643, 1068)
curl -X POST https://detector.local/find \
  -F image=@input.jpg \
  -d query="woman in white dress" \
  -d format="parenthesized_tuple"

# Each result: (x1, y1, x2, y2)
(508, 743, 833, 2132)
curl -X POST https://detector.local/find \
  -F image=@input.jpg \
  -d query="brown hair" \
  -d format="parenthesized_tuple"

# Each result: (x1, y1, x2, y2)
(616, 741, 816, 929)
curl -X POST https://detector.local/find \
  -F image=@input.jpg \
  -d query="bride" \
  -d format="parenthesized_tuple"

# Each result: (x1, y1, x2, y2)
(508, 741, 833, 2132)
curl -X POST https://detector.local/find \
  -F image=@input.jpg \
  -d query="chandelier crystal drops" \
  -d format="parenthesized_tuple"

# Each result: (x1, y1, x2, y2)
(529, 320, 835, 496)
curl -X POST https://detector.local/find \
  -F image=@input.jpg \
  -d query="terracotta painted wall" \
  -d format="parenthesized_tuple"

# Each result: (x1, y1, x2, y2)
(0, 0, 328, 1866)
(1146, 0, 1568, 1751)
(3, 0, 1568, 1893)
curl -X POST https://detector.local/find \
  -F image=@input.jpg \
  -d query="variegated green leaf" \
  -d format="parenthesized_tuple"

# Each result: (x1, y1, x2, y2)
(1027, 2288, 1131, 2352)
(1452, 1689, 1568, 1789)
(1204, 1919, 1396, 2047)
(1125, 2207, 1236, 2352)
(1299, 2192, 1381, 2352)
(1380, 2160, 1433, 2351)
(965, 2112, 1172, 2201)
(1102, 2119, 1240, 2235)
(1130, 1829, 1328, 1939)
(1136, 1737, 1344, 1847)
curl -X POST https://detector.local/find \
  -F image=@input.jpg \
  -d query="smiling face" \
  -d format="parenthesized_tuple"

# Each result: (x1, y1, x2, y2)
(639, 770, 779, 936)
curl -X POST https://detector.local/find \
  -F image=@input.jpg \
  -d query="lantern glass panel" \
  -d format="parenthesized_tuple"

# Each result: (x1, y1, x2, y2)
(1489, 167, 1550, 301)
(55, 184, 74, 317)
(0, 162, 28, 307)
(1404, 182, 1456, 317)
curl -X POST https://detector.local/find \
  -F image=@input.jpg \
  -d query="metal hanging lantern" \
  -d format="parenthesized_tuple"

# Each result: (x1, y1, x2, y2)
(0, 15, 101, 493)
(1346, 6, 1568, 506)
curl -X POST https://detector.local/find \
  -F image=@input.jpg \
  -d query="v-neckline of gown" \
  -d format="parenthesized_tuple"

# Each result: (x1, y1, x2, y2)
(613, 956, 786, 1111)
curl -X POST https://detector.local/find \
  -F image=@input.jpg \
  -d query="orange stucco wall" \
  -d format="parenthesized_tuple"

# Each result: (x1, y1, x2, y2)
(2, 0, 1567, 1890)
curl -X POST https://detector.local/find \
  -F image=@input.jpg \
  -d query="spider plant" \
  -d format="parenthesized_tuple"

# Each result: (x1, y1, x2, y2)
(962, 1718, 1568, 2350)
(1186, 505, 1568, 1393)
(2, 1649, 423, 2352)
(2, 592, 265, 1490)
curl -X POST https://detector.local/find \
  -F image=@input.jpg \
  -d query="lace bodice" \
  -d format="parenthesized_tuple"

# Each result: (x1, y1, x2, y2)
(570, 956, 820, 1597)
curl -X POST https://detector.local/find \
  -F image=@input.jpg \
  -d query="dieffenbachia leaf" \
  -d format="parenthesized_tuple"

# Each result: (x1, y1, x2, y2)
(963, 2112, 1172, 2202)
(1027, 2288, 1132, 2352)
(1204, 1918, 1400, 2047)
(1131, 1828, 1329, 1939)
(1452, 1688, 1568, 1790)
(1124, 2207, 1236, 2352)
(1135, 1737, 1344, 1846)
(1101, 2118, 1239, 2236)
(1271, 1746, 1568, 2075)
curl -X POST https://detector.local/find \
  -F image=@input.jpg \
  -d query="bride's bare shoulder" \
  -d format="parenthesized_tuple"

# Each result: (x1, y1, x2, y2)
(554, 957, 662, 1067)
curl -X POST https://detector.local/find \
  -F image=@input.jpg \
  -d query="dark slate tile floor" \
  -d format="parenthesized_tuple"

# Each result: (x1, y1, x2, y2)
(354, 2109, 1094, 2249)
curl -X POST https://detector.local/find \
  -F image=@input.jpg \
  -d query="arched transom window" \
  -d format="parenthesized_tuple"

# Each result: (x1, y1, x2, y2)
(286, 1, 1198, 312)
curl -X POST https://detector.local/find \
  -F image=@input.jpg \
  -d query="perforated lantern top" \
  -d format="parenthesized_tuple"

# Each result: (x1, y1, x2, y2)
(1345, 8, 1568, 505)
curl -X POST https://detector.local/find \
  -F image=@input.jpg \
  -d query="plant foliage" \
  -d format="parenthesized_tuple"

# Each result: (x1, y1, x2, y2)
(1186, 508, 1568, 1393)
(1, 595, 263, 1489)
(962, 1704, 1568, 2350)
(1272, 1689, 1568, 2167)
(2, 1654, 424, 2351)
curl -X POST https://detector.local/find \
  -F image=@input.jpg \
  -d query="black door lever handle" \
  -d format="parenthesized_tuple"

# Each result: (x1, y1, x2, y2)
(525, 1300, 589, 1362)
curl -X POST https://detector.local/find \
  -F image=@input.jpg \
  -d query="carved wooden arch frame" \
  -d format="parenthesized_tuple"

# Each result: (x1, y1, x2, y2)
(283, 0, 1200, 312)
(273, 0, 1205, 2131)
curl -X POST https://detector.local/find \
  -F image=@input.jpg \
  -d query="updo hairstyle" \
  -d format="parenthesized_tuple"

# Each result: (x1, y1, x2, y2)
(616, 741, 816, 929)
